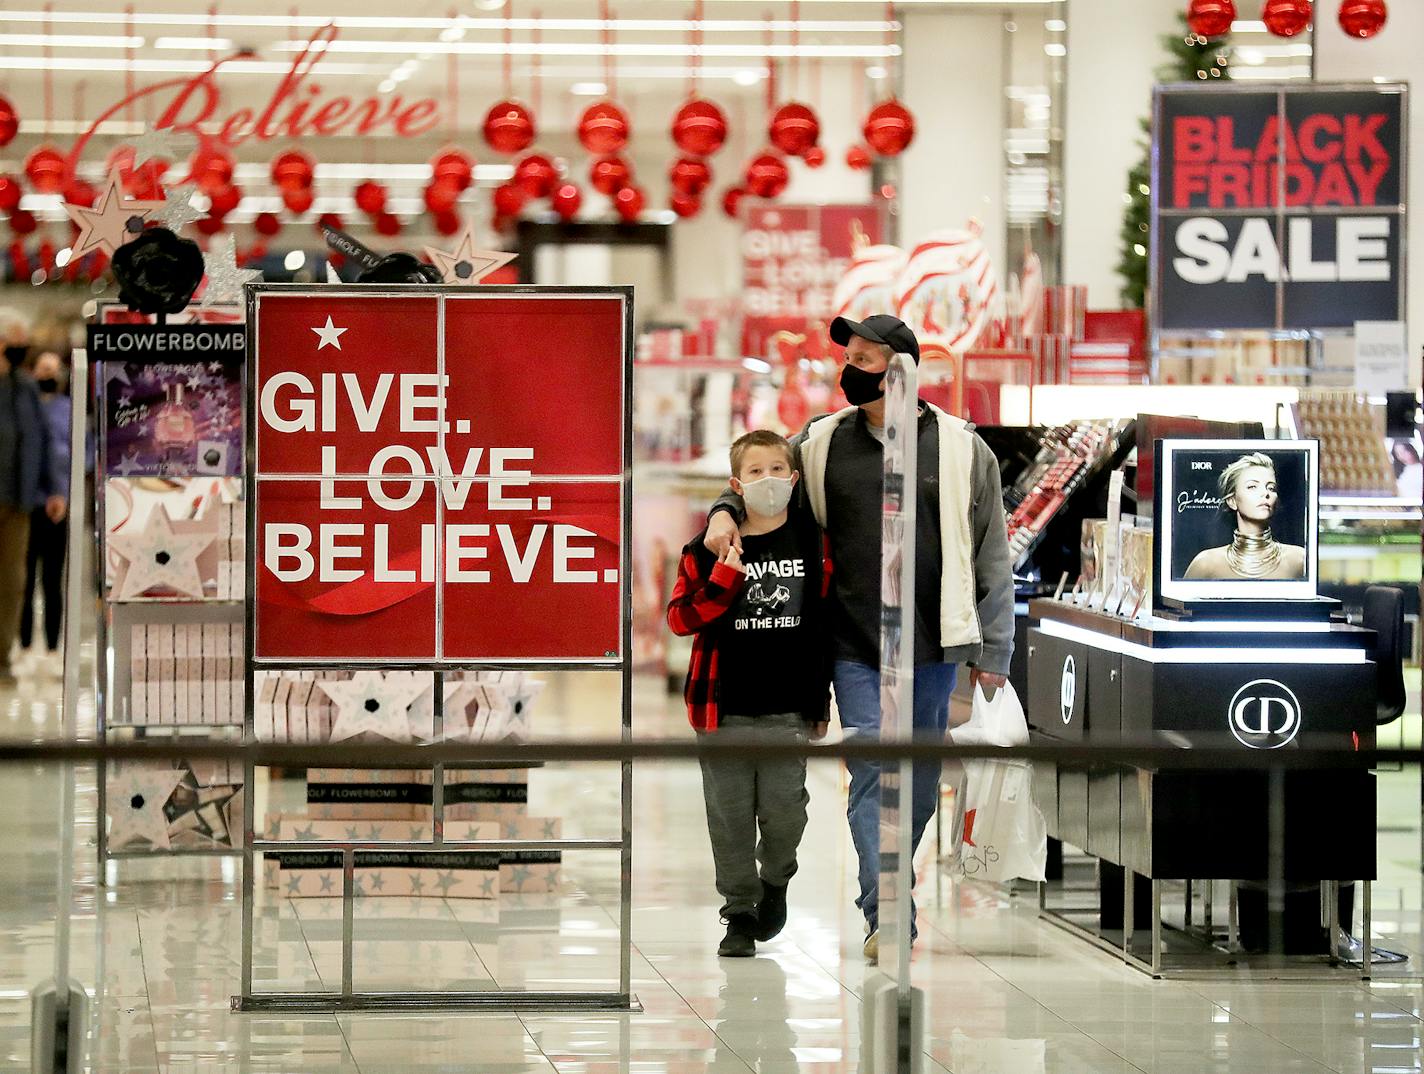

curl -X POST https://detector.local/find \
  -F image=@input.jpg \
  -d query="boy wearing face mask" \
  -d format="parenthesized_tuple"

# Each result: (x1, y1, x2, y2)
(667, 429, 831, 958)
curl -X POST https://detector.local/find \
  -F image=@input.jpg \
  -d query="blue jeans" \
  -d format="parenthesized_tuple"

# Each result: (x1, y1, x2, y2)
(833, 659, 957, 936)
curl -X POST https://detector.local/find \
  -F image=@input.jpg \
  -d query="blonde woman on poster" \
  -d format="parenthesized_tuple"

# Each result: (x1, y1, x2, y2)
(1183, 452, 1307, 581)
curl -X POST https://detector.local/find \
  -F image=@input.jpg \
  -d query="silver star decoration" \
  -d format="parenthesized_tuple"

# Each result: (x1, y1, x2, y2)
(109, 505, 217, 600)
(107, 764, 185, 850)
(433, 870, 459, 897)
(114, 451, 142, 477)
(199, 234, 261, 307)
(286, 873, 305, 896)
(317, 671, 431, 743)
(130, 124, 196, 166)
(153, 183, 206, 232)
(408, 873, 426, 896)
(367, 871, 385, 892)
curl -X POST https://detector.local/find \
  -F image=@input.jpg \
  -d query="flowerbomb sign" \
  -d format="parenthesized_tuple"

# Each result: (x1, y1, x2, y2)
(250, 289, 629, 663)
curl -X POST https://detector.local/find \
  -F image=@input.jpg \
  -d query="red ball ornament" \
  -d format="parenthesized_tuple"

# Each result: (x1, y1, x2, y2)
(670, 97, 728, 157)
(614, 185, 645, 222)
(482, 100, 537, 155)
(669, 191, 701, 218)
(493, 182, 527, 217)
(64, 180, 97, 209)
(434, 210, 462, 236)
(430, 148, 475, 191)
(208, 183, 242, 218)
(189, 145, 235, 194)
(513, 153, 558, 198)
(24, 146, 70, 194)
(124, 161, 168, 201)
(745, 153, 790, 199)
(270, 149, 315, 191)
(721, 186, 747, 219)
(1338, 0, 1387, 37)
(846, 144, 873, 171)
(551, 182, 582, 221)
(589, 156, 633, 196)
(0, 96, 16, 148)
(282, 186, 314, 214)
(423, 182, 459, 214)
(9, 209, 37, 235)
(669, 157, 713, 197)
(316, 212, 344, 232)
(0, 175, 22, 213)
(195, 216, 225, 236)
(254, 211, 282, 237)
(863, 100, 916, 157)
(802, 145, 826, 169)
(577, 100, 631, 155)
(1263, 0, 1312, 36)
(1187, 0, 1237, 37)
(354, 180, 388, 216)
(374, 212, 401, 237)
(768, 102, 821, 157)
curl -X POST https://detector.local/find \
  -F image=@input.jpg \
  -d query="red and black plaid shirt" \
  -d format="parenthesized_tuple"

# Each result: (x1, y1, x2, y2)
(666, 526, 831, 732)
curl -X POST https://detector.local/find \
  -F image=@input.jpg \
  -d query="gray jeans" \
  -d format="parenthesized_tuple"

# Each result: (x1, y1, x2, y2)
(698, 712, 810, 918)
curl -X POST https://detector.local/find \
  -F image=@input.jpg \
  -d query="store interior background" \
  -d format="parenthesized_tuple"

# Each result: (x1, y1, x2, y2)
(2, 2, 1424, 1071)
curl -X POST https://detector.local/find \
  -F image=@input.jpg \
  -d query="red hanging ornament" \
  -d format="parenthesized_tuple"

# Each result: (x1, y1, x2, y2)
(254, 212, 282, 237)
(354, 180, 388, 217)
(1262, 0, 1312, 36)
(745, 154, 790, 199)
(282, 186, 314, 215)
(551, 182, 582, 221)
(493, 182, 527, 217)
(863, 100, 916, 157)
(802, 146, 826, 169)
(514, 154, 558, 198)
(374, 212, 402, 237)
(434, 210, 462, 236)
(316, 212, 344, 233)
(270, 149, 315, 191)
(1186, 0, 1237, 37)
(208, 183, 243, 218)
(846, 145, 873, 171)
(669, 191, 701, 218)
(589, 156, 633, 196)
(0, 175, 22, 213)
(24, 146, 70, 194)
(64, 179, 97, 208)
(125, 161, 168, 201)
(188, 145, 235, 194)
(578, 101, 631, 155)
(669, 157, 713, 197)
(423, 182, 459, 214)
(721, 186, 747, 219)
(9, 209, 37, 235)
(1338, 0, 1387, 37)
(482, 100, 537, 155)
(670, 97, 729, 157)
(0, 95, 17, 148)
(195, 216, 225, 236)
(614, 185, 645, 222)
(431, 148, 475, 192)
(768, 102, 821, 157)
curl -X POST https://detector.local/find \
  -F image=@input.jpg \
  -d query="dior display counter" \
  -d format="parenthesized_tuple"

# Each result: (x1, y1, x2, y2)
(1025, 597, 1379, 977)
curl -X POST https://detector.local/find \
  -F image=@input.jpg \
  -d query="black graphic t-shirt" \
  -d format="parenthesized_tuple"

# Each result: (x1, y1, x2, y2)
(716, 520, 816, 718)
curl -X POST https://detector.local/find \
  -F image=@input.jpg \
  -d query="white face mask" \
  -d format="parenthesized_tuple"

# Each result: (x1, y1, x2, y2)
(741, 475, 795, 517)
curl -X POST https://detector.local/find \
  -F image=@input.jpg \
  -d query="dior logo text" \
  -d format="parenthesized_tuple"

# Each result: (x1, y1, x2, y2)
(1228, 679, 1301, 749)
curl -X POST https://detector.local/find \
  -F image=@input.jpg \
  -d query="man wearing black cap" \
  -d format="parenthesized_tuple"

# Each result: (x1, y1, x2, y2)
(705, 314, 1014, 961)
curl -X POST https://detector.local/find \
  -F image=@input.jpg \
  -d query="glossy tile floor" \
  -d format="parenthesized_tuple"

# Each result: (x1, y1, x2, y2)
(2, 639, 1424, 1073)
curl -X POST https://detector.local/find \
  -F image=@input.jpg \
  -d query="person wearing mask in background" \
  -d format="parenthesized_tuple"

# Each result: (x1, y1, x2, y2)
(19, 352, 71, 659)
(0, 343, 65, 685)
(703, 315, 1015, 963)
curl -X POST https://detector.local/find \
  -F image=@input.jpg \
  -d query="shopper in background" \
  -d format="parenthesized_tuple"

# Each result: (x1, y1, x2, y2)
(669, 429, 832, 958)
(704, 315, 1015, 963)
(0, 343, 65, 685)
(19, 351, 71, 657)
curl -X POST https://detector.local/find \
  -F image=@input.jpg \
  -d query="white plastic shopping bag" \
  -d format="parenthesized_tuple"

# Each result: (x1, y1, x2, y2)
(946, 682, 1047, 884)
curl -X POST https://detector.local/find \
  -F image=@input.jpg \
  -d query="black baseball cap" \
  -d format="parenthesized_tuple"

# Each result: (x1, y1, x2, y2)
(829, 314, 920, 364)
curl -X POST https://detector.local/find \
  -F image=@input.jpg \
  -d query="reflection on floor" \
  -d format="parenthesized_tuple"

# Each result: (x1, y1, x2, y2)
(2, 642, 1422, 1073)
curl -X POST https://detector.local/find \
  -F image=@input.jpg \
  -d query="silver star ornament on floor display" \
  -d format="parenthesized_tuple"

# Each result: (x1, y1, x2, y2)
(317, 671, 432, 743)
(109, 505, 217, 600)
(107, 764, 186, 850)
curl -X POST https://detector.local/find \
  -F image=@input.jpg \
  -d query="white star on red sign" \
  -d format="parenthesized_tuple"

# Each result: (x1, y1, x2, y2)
(312, 316, 348, 350)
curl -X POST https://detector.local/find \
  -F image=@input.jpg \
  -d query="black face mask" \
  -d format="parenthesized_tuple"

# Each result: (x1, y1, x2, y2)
(36, 378, 58, 394)
(840, 363, 885, 406)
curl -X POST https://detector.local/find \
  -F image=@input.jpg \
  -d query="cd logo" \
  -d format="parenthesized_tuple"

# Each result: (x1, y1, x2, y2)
(1228, 679, 1301, 749)
(1060, 655, 1076, 725)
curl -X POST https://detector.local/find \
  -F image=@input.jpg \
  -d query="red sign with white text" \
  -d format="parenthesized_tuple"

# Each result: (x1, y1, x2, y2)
(251, 289, 628, 663)
(740, 204, 882, 358)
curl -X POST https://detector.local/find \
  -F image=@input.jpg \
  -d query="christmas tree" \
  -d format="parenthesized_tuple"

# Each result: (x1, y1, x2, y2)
(1117, 15, 1230, 308)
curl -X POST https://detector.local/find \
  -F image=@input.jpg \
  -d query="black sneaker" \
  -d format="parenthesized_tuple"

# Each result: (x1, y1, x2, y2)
(717, 913, 758, 958)
(756, 881, 788, 941)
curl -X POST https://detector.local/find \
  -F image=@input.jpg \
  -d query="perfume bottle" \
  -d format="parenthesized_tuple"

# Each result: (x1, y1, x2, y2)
(154, 383, 197, 458)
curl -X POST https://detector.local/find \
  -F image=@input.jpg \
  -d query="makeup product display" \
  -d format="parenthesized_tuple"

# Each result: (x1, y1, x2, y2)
(1294, 390, 1397, 495)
